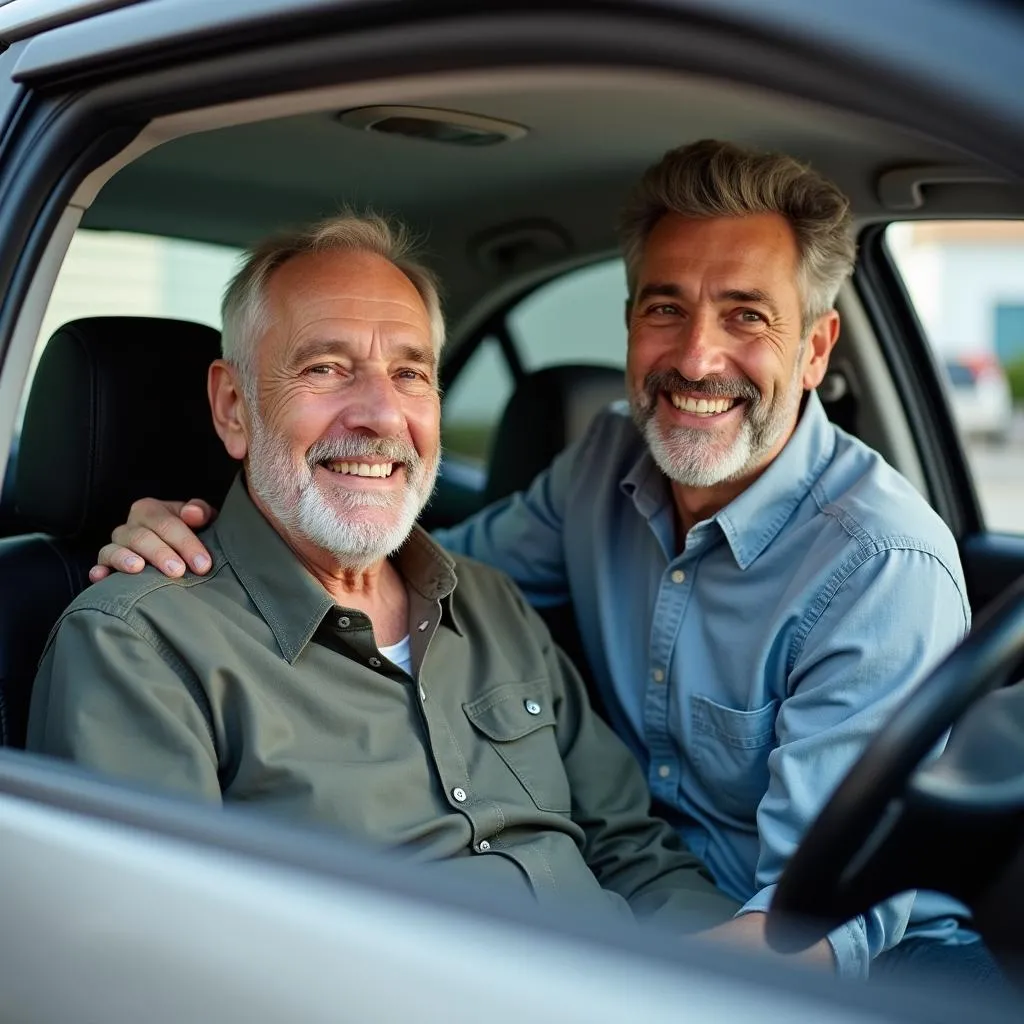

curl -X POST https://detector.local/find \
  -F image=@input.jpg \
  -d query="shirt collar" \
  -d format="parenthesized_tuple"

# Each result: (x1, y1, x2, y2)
(618, 391, 836, 569)
(716, 390, 836, 569)
(212, 475, 460, 663)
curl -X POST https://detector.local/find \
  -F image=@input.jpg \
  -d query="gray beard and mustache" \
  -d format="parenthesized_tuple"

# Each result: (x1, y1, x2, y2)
(246, 414, 439, 571)
(629, 361, 803, 489)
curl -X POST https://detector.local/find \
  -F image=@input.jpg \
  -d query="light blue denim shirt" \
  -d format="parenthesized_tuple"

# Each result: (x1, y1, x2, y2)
(435, 391, 972, 979)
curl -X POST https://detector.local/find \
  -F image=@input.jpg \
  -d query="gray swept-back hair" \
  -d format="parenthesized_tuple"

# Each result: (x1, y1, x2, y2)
(221, 211, 445, 396)
(620, 139, 855, 330)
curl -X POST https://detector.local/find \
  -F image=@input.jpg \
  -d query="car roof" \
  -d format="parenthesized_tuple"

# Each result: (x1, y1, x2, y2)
(79, 63, 1023, 333)
(0, 0, 144, 43)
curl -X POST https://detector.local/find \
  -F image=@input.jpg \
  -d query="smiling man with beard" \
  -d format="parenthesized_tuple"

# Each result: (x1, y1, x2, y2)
(87, 143, 993, 983)
(26, 214, 751, 938)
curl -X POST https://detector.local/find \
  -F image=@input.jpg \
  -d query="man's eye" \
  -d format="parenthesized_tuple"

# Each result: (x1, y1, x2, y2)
(306, 364, 335, 375)
(396, 368, 429, 383)
(738, 310, 767, 324)
(646, 304, 679, 316)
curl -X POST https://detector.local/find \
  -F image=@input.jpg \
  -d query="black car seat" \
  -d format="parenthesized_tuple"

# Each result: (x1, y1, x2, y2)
(0, 317, 236, 747)
(483, 363, 625, 506)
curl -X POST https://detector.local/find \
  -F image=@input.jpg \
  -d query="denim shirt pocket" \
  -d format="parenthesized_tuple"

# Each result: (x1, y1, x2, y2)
(690, 693, 779, 823)
(464, 681, 571, 814)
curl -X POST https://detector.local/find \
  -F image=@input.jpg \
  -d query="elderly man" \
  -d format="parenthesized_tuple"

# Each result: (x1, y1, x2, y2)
(88, 142, 989, 981)
(25, 214, 767, 938)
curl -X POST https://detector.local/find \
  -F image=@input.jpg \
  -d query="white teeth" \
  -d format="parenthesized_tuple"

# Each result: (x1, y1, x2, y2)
(669, 394, 736, 416)
(326, 461, 396, 477)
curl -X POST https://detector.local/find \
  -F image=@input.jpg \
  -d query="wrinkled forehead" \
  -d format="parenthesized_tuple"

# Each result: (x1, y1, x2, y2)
(262, 249, 433, 355)
(637, 213, 802, 297)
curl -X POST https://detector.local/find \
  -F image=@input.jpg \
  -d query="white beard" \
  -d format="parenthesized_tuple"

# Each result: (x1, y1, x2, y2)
(245, 413, 439, 571)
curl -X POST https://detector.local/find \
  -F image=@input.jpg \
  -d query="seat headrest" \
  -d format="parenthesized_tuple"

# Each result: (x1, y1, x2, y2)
(484, 363, 624, 505)
(15, 316, 237, 540)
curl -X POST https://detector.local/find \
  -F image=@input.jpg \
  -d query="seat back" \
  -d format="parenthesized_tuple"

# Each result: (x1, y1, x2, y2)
(483, 363, 624, 505)
(0, 317, 236, 747)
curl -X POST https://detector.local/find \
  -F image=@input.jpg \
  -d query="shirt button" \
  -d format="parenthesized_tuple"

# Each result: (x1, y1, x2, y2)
(652, 668, 665, 683)
(671, 570, 686, 584)
(477, 840, 491, 852)
(417, 619, 430, 631)
(658, 765, 671, 779)
(524, 700, 542, 715)
(452, 787, 467, 803)
(368, 656, 382, 668)
(338, 615, 351, 628)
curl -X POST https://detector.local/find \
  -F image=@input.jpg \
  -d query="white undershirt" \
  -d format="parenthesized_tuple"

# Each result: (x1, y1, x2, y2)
(379, 634, 413, 677)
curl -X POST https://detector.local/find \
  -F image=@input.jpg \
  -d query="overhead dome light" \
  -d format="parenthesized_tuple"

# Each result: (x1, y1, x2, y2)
(336, 106, 528, 147)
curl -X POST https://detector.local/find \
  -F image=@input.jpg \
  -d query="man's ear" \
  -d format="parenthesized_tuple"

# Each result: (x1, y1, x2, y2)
(209, 360, 249, 461)
(801, 310, 841, 390)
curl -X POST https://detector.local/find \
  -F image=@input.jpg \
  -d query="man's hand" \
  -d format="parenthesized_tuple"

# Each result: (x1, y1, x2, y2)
(700, 912, 836, 972)
(90, 498, 217, 583)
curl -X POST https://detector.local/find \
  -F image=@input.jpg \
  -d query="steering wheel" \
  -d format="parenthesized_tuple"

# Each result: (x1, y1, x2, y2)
(765, 575, 1024, 952)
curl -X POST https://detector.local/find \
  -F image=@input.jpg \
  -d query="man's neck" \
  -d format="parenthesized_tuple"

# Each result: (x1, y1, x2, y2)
(297, 544, 410, 647)
(250, 492, 411, 645)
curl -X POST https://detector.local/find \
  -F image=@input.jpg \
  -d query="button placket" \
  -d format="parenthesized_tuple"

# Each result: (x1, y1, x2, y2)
(643, 558, 691, 802)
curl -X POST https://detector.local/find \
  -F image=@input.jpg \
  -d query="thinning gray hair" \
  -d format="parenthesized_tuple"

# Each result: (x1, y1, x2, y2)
(620, 139, 855, 329)
(221, 211, 445, 396)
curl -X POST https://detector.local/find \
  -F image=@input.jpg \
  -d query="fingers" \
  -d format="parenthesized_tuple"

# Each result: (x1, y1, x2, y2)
(180, 498, 217, 528)
(94, 498, 215, 578)
(95, 542, 148, 574)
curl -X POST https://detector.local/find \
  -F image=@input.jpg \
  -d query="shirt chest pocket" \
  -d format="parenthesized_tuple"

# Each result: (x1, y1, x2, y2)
(463, 683, 571, 814)
(689, 694, 779, 823)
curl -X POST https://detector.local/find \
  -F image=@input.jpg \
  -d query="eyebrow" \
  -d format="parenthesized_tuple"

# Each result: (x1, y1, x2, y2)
(634, 283, 781, 320)
(291, 337, 437, 370)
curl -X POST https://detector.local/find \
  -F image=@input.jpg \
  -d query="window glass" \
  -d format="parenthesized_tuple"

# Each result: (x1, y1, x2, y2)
(886, 222, 1024, 534)
(509, 259, 629, 370)
(441, 337, 514, 464)
(441, 259, 627, 465)
(40, 229, 240, 345)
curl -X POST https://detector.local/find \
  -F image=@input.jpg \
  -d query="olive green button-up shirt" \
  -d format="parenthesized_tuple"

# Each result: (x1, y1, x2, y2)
(28, 476, 738, 929)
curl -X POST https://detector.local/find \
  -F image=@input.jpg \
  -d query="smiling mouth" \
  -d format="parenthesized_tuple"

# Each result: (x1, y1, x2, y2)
(667, 393, 739, 417)
(321, 459, 399, 478)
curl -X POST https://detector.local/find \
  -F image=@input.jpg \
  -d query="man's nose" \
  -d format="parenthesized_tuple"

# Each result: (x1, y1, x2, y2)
(674, 312, 729, 381)
(336, 372, 405, 436)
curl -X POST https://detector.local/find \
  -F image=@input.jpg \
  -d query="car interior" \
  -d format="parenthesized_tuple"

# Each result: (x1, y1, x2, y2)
(0, 49, 1023, 991)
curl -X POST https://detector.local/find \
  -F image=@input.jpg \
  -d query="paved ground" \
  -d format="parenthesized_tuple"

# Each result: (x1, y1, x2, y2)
(965, 414, 1024, 534)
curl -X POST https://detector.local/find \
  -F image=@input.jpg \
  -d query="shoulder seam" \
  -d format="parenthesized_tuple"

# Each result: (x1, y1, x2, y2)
(44, 602, 221, 758)
(788, 540, 970, 680)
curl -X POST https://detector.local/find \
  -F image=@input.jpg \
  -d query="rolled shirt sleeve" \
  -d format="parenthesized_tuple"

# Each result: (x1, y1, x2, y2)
(736, 544, 971, 978)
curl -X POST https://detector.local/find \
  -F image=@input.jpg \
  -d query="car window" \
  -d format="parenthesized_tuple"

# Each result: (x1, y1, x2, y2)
(441, 336, 515, 464)
(886, 222, 1024, 534)
(40, 229, 240, 343)
(508, 258, 629, 370)
(441, 259, 628, 464)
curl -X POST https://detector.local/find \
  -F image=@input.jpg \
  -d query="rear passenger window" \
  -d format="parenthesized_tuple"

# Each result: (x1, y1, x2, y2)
(887, 222, 1024, 534)
(441, 260, 628, 464)
(509, 259, 629, 370)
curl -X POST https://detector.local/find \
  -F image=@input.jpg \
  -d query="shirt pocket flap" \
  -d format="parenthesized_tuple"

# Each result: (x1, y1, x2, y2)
(691, 693, 779, 748)
(463, 681, 557, 741)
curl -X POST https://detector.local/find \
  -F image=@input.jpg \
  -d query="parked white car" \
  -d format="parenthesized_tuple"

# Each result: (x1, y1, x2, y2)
(944, 355, 1015, 443)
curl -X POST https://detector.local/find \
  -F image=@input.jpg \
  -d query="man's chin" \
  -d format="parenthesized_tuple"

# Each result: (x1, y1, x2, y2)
(646, 424, 753, 489)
